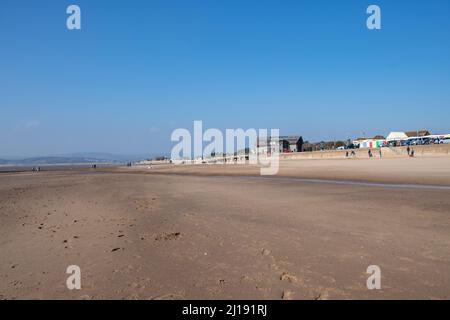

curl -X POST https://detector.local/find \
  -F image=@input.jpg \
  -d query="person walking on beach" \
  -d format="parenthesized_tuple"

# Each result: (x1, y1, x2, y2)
(407, 146, 411, 156)
(410, 148, 415, 157)
(379, 149, 382, 158)
(368, 149, 372, 158)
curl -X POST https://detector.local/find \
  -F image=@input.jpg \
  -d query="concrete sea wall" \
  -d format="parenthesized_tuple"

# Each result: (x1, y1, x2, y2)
(281, 144, 450, 160)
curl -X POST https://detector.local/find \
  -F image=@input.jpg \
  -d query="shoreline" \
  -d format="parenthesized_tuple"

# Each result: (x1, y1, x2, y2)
(3, 156, 450, 186)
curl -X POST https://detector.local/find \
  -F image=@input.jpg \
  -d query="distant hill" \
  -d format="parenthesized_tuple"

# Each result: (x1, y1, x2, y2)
(0, 152, 167, 166)
(0, 156, 113, 165)
(58, 153, 155, 162)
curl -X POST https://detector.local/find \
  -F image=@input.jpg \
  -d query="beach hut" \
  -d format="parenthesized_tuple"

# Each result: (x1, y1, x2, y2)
(358, 137, 385, 149)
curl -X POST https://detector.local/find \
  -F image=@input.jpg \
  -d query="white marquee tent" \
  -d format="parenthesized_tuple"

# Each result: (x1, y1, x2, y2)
(386, 132, 408, 141)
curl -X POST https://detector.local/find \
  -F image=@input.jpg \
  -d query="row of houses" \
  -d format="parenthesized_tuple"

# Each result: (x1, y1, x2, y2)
(256, 129, 450, 154)
(353, 129, 450, 148)
(354, 130, 430, 146)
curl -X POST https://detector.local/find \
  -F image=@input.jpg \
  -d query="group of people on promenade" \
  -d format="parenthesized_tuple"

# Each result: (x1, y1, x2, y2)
(345, 147, 416, 158)
(345, 150, 356, 158)
(367, 149, 383, 158)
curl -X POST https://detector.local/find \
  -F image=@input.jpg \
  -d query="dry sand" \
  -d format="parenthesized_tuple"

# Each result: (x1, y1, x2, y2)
(0, 157, 449, 299)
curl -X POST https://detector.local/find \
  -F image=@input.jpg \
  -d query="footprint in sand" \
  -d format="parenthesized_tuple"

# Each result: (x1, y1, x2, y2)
(280, 272, 301, 284)
(154, 232, 181, 241)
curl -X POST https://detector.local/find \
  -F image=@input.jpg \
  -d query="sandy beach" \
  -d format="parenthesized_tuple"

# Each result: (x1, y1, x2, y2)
(1, 157, 449, 299)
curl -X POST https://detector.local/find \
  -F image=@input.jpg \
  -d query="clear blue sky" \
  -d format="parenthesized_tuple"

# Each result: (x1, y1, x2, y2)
(1, 0, 449, 157)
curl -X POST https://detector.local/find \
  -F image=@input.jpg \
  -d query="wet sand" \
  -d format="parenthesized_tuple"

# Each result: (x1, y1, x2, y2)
(130, 157, 450, 186)
(0, 157, 449, 299)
